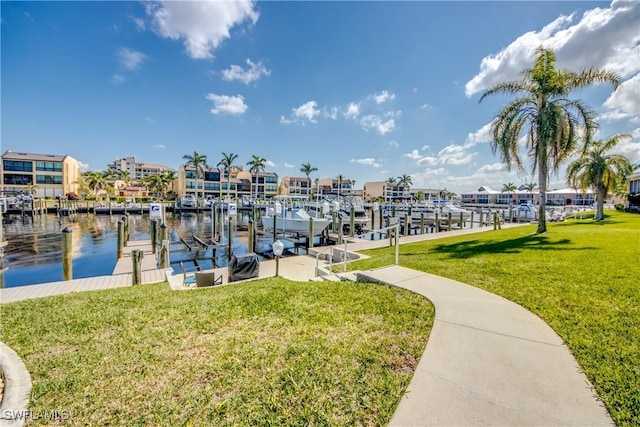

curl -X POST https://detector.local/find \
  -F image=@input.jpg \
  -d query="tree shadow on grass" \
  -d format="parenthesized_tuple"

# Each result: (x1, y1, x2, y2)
(404, 234, 596, 260)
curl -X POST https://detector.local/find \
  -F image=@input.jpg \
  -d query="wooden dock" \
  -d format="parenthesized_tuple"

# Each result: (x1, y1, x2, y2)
(1, 239, 169, 304)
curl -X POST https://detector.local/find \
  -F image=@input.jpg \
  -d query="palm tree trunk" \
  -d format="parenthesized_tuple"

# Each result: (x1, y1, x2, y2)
(595, 184, 605, 221)
(537, 160, 548, 234)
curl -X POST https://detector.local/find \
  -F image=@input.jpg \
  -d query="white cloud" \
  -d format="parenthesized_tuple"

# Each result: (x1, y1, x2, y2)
(371, 90, 396, 104)
(407, 143, 477, 166)
(349, 158, 382, 168)
(205, 94, 248, 115)
(221, 59, 270, 84)
(281, 100, 320, 125)
(145, 117, 155, 123)
(344, 102, 360, 119)
(283, 162, 294, 168)
(420, 104, 432, 110)
(153, 144, 166, 150)
(132, 17, 146, 31)
(602, 72, 640, 123)
(477, 163, 508, 174)
(265, 160, 276, 167)
(146, 0, 259, 60)
(323, 106, 339, 120)
(611, 136, 640, 163)
(360, 115, 396, 135)
(117, 47, 148, 71)
(421, 145, 429, 151)
(465, 122, 493, 147)
(388, 140, 399, 148)
(465, 1, 640, 96)
(112, 74, 126, 85)
(78, 161, 90, 172)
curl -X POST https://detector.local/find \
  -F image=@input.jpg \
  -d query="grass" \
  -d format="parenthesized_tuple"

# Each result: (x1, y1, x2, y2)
(351, 210, 640, 427)
(0, 279, 433, 426)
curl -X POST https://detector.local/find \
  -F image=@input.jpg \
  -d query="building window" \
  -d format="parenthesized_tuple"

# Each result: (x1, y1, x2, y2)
(36, 175, 63, 184)
(3, 174, 33, 185)
(185, 171, 198, 179)
(3, 160, 33, 172)
(265, 176, 277, 184)
(35, 161, 63, 172)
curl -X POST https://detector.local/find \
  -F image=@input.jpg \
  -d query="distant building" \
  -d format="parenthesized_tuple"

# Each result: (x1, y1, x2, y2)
(177, 165, 277, 200)
(460, 185, 595, 207)
(1, 151, 81, 198)
(280, 176, 312, 197)
(363, 181, 411, 202)
(108, 156, 173, 181)
(316, 177, 353, 197)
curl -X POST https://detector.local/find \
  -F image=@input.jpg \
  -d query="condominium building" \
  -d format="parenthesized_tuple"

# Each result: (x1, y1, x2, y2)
(363, 181, 411, 202)
(1, 151, 81, 198)
(107, 156, 173, 181)
(178, 165, 277, 200)
(316, 177, 353, 197)
(280, 176, 313, 197)
(627, 173, 640, 210)
(460, 185, 595, 207)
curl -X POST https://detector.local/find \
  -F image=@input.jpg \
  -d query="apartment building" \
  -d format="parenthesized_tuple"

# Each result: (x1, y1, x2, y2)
(280, 176, 313, 197)
(107, 156, 173, 181)
(315, 177, 353, 197)
(178, 165, 278, 200)
(460, 185, 595, 206)
(363, 181, 411, 202)
(1, 151, 81, 198)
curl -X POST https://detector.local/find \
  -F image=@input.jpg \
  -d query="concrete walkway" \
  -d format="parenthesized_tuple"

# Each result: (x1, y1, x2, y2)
(358, 266, 613, 427)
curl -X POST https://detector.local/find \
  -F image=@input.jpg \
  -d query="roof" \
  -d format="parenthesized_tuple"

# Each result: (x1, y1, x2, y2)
(2, 151, 72, 162)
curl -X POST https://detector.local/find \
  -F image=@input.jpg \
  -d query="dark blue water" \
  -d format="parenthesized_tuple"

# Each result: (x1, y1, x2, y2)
(1, 212, 276, 288)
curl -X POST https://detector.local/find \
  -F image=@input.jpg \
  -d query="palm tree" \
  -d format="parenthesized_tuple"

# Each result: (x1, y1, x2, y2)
(397, 174, 413, 201)
(247, 155, 267, 200)
(479, 46, 620, 233)
(524, 182, 537, 193)
(502, 182, 517, 204)
(300, 163, 318, 197)
(182, 151, 208, 200)
(142, 174, 164, 198)
(314, 177, 320, 201)
(119, 170, 132, 186)
(218, 152, 238, 200)
(161, 170, 177, 199)
(84, 171, 107, 196)
(567, 133, 633, 221)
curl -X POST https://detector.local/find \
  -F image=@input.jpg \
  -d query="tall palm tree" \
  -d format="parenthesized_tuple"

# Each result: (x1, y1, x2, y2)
(182, 151, 208, 200)
(142, 174, 163, 198)
(218, 152, 238, 200)
(119, 170, 132, 187)
(397, 174, 413, 201)
(300, 163, 318, 197)
(247, 155, 267, 200)
(502, 182, 517, 204)
(479, 46, 620, 234)
(567, 133, 633, 221)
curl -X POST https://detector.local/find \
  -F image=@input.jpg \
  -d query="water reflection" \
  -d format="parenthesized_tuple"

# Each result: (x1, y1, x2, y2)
(1, 212, 269, 288)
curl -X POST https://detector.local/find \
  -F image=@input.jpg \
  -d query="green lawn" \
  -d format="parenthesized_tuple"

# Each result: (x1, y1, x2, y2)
(0, 279, 433, 426)
(351, 210, 640, 427)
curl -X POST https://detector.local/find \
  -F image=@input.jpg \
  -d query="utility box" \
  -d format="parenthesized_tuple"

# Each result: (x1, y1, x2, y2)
(228, 252, 260, 282)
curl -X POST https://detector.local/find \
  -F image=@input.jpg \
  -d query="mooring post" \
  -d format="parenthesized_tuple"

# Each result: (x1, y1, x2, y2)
(117, 219, 124, 259)
(460, 212, 464, 229)
(493, 213, 498, 230)
(150, 219, 157, 254)
(248, 217, 255, 253)
(404, 213, 410, 236)
(338, 217, 343, 245)
(420, 212, 425, 234)
(228, 217, 233, 260)
(62, 226, 73, 281)
(349, 206, 355, 237)
(272, 214, 277, 243)
(435, 212, 440, 232)
(132, 249, 143, 285)
(379, 205, 383, 231)
(159, 240, 169, 269)
(470, 211, 475, 228)
(308, 217, 314, 248)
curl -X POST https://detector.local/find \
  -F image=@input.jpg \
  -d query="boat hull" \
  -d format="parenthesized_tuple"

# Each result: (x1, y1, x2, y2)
(262, 216, 331, 237)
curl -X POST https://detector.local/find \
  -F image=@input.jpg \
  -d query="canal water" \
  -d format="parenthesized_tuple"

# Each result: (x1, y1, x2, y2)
(1, 212, 277, 288)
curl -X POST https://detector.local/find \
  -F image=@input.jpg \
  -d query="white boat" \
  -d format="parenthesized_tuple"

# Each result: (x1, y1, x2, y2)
(439, 202, 473, 220)
(179, 194, 197, 209)
(262, 197, 331, 237)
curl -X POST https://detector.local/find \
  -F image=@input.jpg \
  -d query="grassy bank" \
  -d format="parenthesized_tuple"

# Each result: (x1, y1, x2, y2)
(1, 279, 433, 425)
(352, 210, 639, 426)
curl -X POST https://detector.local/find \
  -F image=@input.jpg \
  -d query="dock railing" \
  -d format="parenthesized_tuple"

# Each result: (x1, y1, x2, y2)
(315, 222, 400, 277)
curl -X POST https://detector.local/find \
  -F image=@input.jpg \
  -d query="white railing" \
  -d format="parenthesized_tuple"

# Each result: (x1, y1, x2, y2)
(314, 222, 400, 277)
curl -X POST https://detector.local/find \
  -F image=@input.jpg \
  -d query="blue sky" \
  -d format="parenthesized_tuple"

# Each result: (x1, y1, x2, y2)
(2, 0, 639, 194)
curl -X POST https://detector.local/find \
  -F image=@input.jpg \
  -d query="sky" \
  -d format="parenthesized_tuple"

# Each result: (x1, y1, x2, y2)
(2, 0, 639, 195)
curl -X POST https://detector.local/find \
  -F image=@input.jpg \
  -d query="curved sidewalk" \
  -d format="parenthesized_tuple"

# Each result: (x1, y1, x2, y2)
(358, 266, 613, 427)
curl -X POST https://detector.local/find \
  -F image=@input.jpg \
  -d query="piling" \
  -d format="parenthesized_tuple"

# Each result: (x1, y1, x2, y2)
(435, 212, 440, 232)
(470, 211, 475, 228)
(62, 226, 73, 280)
(308, 217, 314, 248)
(272, 214, 277, 243)
(447, 213, 452, 231)
(404, 213, 410, 236)
(338, 217, 343, 245)
(460, 212, 464, 229)
(378, 205, 383, 231)
(479, 211, 484, 226)
(248, 218, 255, 253)
(160, 240, 169, 269)
(150, 219, 157, 254)
(420, 212, 425, 234)
(117, 220, 124, 259)
(132, 249, 143, 285)
(493, 213, 498, 230)
(228, 217, 233, 259)
(349, 206, 355, 237)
